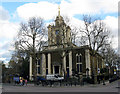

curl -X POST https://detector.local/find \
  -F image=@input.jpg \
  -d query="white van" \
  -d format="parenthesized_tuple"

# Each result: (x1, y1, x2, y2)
(46, 74, 64, 81)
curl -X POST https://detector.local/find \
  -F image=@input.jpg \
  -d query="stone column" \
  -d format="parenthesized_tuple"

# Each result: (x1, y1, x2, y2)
(59, 65, 61, 75)
(102, 59, 104, 68)
(48, 53, 51, 74)
(29, 55, 32, 81)
(69, 51, 72, 76)
(42, 54, 46, 76)
(63, 52, 66, 76)
(85, 49, 91, 77)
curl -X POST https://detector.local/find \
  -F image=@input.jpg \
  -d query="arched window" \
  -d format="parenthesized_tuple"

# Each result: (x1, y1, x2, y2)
(76, 53, 82, 73)
(56, 30, 59, 35)
(56, 30, 60, 44)
(38, 67, 40, 74)
(76, 53, 82, 63)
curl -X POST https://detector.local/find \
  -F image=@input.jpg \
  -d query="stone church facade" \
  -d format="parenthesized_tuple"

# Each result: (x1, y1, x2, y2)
(29, 8, 105, 81)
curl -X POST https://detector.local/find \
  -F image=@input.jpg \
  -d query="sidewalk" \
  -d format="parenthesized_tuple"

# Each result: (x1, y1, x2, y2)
(84, 79, 119, 88)
(2, 79, 119, 88)
(0, 83, 2, 88)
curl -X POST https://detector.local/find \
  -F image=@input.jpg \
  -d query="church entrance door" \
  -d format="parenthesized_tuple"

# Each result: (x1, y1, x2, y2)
(54, 66, 59, 74)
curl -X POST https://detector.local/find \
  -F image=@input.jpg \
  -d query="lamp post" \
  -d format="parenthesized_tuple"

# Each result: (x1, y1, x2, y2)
(103, 73, 105, 85)
(102, 68, 106, 85)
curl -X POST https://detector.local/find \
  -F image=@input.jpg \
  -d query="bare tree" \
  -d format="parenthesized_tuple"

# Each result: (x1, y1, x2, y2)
(62, 15, 79, 45)
(15, 17, 47, 84)
(80, 15, 110, 50)
(101, 45, 120, 75)
(79, 15, 110, 84)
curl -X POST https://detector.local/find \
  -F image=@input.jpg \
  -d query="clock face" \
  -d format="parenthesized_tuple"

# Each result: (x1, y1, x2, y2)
(56, 30, 59, 35)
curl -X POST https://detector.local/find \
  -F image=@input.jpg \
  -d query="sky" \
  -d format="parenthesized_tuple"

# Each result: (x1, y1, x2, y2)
(0, 0, 119, 65)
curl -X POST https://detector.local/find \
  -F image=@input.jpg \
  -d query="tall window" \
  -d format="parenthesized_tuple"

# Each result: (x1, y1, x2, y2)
(56, 30, 59, 35)
(76, 53, 82, 73)
(38, 67, 40, 74)
(46, 54, 48, 75)
(66, 51, 69, 67)
(46, 69, 48, 75)
(77, 64, 82, 73)
(56, 30, 60, 44)
(76, 53, 82, 63)
(38, 59, 40, 65)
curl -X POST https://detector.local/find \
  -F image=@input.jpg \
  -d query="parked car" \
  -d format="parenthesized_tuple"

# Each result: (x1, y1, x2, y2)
(37, 74, 64, 85)
(46, 74, 64, 81)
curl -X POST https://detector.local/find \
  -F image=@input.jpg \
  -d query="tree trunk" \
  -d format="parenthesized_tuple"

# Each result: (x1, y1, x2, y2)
(33, 34, 37, 85)
(92, 54, 97, 84)
(33, 54, 37, 85)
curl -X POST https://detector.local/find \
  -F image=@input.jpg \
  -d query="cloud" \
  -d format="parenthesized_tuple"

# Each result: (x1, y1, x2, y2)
(0, 20, 19, 65)
(111, 37, 118, 50)
(103, 16, 118, 50)
(68, 0, 118, 14)
(0, 41, 13, 59)
(0, 6, 19, 39)
(0, 6, 19, 65)
(16, 0, 119, 21)
(0, 43, 13, 65)
(0, 21, 19, 39)
(16, 2, 58, 20)
(104, 16, 118, 36)
(0, 6, 10, 21)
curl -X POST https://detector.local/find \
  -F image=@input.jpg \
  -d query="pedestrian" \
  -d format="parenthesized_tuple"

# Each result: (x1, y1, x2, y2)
(98, 78, 100, 84)
(25, 79, 27, 86)
(23, 79, 25, 86)
(20, 79, 23, 86)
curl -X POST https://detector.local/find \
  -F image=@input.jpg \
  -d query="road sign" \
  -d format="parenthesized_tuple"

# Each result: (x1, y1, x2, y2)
(98, 68, 100, 74)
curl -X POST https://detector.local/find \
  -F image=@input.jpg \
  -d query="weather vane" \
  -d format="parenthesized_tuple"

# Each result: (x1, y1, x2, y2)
(58, 5, 60, 16)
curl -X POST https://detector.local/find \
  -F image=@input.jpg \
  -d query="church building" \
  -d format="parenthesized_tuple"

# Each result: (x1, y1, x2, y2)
(29, 7, 105, 82)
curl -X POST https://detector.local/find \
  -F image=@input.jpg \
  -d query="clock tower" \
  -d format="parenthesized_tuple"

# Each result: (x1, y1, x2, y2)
(47, 6, 71, 46)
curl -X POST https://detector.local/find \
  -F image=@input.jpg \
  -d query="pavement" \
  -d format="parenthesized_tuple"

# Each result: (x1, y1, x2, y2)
(1, 80, 120, 93)
(0, 83, 2, 94)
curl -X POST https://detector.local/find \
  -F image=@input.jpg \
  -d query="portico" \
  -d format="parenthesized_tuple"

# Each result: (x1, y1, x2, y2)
(39, 50, 73, 77)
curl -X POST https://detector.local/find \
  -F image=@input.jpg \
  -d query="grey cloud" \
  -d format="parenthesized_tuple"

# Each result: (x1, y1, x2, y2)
(1, 42, 10, 50)
(0, 6, 10, 21)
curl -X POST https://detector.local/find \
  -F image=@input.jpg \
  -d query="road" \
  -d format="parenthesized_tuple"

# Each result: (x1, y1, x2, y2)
(1, 80, 120, 93)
